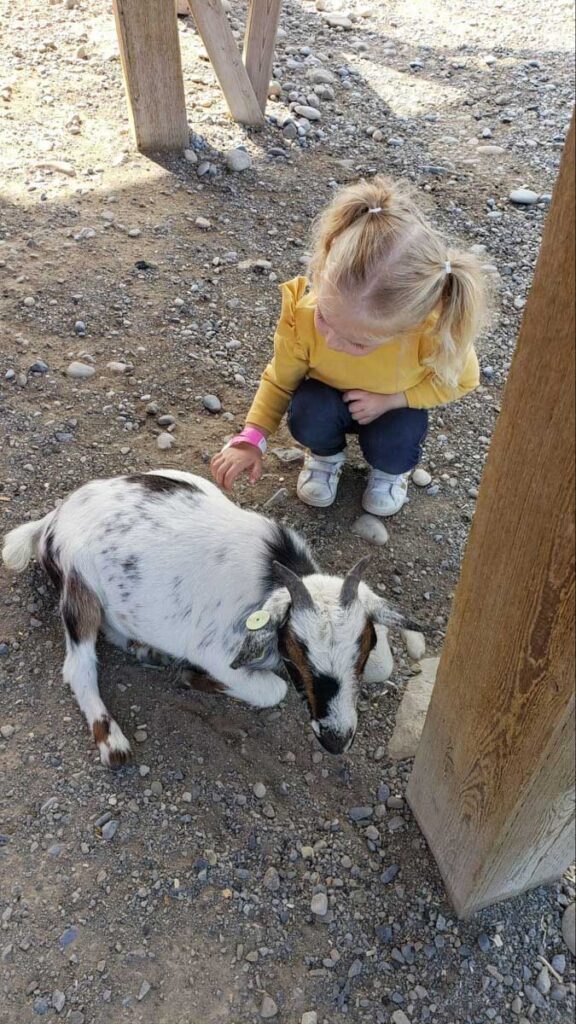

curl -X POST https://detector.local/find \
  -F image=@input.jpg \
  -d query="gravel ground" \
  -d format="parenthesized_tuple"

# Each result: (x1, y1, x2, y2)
(1, 1, 575, 1022)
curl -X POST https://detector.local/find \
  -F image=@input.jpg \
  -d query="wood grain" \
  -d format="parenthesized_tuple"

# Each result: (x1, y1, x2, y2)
(113, 0, 189, 152)
(188, 0, 264, 126)
(407, 111, 576, 917)
(243, 0, 282, 112)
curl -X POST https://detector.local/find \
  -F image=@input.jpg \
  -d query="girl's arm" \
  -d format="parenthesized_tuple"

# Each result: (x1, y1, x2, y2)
(405, 345, 480, 409)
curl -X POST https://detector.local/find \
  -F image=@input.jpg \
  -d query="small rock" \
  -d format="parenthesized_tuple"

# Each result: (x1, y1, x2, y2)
(348, 806, 373, 822)
(0, 725, 15, 739)
(157, 414, 176, 427)
(392, 1011, 411, 1024)
(263, 488, 289, 509)
(137, 980, 151, 1001)
(477, 932, 491, 953)
(351, 514, 388, 546)
(301, 1013, 318, 1024)
(524, 984, 547, 1009)
(52, 990, 66, 1013)
(263, 866, 280, 891)
(551, 954, 566, 974)
(388, 658, 440, 759)
(157, 432, 173, 450)
(29, 360, 49, 374)
(536, 966, 551, 995)
(202, 394, 221, 413)
(260, 994, 278, 1019)
(23, 296, 36, 307)
(134, 730, 147, 743)
(271, 447, 304, 463)
(128, 228, 141, 238)
(402, 629, 426, 661)
(562, 903, 575, 956)
(412, 467, 432, 487)
(184, 149, 198, 164)
(106, 361, 130, 374)
(66, 361, 95, 379)
(253, 782, 267, 799)
(294, 104, 322, 121)
(58, 926, 79, 949)
(74, 320, 86, 335)
(509, 188, 539, 205)
(311, 892, 328, 916)
(381, 864, 400, 884)
(226, 147, 252, 172)
(195, 216, 212, 229)
(150, 781, 163, 797)
(101, 819, 118, 841)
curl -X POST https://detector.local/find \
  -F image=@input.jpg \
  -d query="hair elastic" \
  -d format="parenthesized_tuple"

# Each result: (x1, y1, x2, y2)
(368, 207, 382, 214)
(445, 260, 452, 274)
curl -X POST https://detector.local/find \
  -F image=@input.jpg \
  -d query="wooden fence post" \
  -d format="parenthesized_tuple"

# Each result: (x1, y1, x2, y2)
(407, 112, 576, 917)
(244, 0, 282, 112)
(188, 0, 264, 126)
(113, 0, 189, 152)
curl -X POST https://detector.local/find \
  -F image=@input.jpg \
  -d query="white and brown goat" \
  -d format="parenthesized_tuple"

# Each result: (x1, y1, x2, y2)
(2, 470, 420, 765)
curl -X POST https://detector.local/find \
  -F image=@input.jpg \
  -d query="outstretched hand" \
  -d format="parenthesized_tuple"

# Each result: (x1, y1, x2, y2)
(211, 444, 263, 492)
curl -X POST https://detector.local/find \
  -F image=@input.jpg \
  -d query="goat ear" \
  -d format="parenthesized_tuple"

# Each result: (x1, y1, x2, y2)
(230, 589, 292, 671)
(358, 584, 422, 632)
(230, 621, 279, 670)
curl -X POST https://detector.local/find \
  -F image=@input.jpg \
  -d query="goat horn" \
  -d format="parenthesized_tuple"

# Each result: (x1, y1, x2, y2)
(272, 561, 313, 611)
(340, 555, 371, 607)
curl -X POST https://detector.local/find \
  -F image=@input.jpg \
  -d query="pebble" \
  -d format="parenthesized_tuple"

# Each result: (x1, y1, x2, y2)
(74, 320, 86, 335)
(381, 864, 400, 884)
(263, 488, 289, 509)
(348, 806, 373, 822)
(66, 361, 95, 379)
(562, 902, 575, 955)
(29, 360, 49, 374)
(509, 188, 539, 205)
(106, 361, 130, 374)
(536, 965, 551, 995)
(52, 990, 65, 1012)
(263, 866, 280, 891)
(225, 147, 252, 172)
(184, 148, 198, 164)
(524, 984, 547, 1009)
(128, 228, 141, 238)
(412, 467, 432, 487)
(477, 932, 491, 953)
(311, 892, 328, 916)
(350, 513, 389, 546)
(403, 630, 426, 661)
(134, 730, 147, 743)
(150, 781, 163, 796)
(551, 954, 566, 974)
(195, 216, 212, 229)
(137, 980, 151, 1000)
(157, 414, 176, 427)
(301, 1014, 318, 1024)
(23, 296, 36, 307)
(253, 782, 267, 799)
(0, 725, 15, 739)
(392, 1011, 411, 1024)
(294, 104, 322, 121)
(157, 432, 173, 450)
(202, 394, 221, 413)
(260, 994, 278, 1018)
(101, 819, 118, 841)
(58, 926, 78, 948)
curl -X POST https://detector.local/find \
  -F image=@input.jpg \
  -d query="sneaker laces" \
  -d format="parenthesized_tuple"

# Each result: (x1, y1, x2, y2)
(304, 455, 344, 483)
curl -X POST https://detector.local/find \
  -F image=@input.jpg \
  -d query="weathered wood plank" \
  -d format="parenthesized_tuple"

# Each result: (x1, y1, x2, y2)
(188, 0, 264, 126)
(407, 112, 576, 918)
(112, 0, 189, 152)
(243, 0, 282, 112)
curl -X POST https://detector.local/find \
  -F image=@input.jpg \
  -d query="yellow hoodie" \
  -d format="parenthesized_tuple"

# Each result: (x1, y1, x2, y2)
(247, 277, 480, 433)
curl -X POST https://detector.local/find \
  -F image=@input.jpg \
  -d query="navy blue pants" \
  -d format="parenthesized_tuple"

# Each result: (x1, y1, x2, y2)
(287, 378, 428, 474)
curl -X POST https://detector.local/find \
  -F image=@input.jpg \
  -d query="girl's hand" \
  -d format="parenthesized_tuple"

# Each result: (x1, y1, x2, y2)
(343, 390, 408, 425)
(211, 444, 263, 492)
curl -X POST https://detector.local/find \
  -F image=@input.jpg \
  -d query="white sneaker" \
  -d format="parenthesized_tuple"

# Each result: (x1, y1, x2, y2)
(297, 452, 345, 508)
(362, 470, 409, 517)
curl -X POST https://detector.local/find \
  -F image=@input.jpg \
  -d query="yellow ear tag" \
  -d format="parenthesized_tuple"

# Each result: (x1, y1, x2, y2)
(246, 609, 271, 631)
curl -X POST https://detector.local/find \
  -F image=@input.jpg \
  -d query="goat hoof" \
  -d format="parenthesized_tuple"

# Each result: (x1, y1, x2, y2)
(93, 717, 133, 768)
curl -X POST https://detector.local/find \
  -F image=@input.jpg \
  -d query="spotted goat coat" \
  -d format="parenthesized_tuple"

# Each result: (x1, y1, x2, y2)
(2, 470, 420, 764)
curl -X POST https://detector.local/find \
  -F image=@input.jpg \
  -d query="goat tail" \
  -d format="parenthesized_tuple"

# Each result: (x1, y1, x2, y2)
(2, 513, 52, 572)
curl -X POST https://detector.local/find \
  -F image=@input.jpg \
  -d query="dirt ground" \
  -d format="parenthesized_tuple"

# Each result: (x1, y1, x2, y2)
(0, 1, 574, 1022)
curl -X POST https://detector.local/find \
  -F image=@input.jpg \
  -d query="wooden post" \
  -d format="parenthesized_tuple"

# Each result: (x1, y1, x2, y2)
(188, 0, 265, 126)
(407, 112, 576, 918)
(113, 0, 189, 152)
(243, 0, 282, 112)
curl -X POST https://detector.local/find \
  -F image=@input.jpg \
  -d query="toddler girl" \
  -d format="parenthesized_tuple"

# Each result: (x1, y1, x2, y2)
(211, 176, 486, 516)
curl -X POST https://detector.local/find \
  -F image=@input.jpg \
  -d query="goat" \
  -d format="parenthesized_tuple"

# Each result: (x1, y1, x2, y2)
(2, 470, 420, 765)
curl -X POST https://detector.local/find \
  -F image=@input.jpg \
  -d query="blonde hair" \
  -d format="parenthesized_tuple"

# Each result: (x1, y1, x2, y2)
(309, 175, 487, 387)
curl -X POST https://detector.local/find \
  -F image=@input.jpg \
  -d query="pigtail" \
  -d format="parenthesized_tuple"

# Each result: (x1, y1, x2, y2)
(431, 250, 487, 386)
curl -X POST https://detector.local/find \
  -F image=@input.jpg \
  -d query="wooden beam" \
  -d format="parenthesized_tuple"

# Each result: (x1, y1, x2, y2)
(188, 0, 265, 126)
(112, 0, 189, 152)
(407, 112, 576, 918)
(243, 0, 282, 112)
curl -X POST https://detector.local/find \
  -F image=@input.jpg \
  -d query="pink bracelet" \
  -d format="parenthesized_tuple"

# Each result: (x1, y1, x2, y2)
(225, 426, 267, 455)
